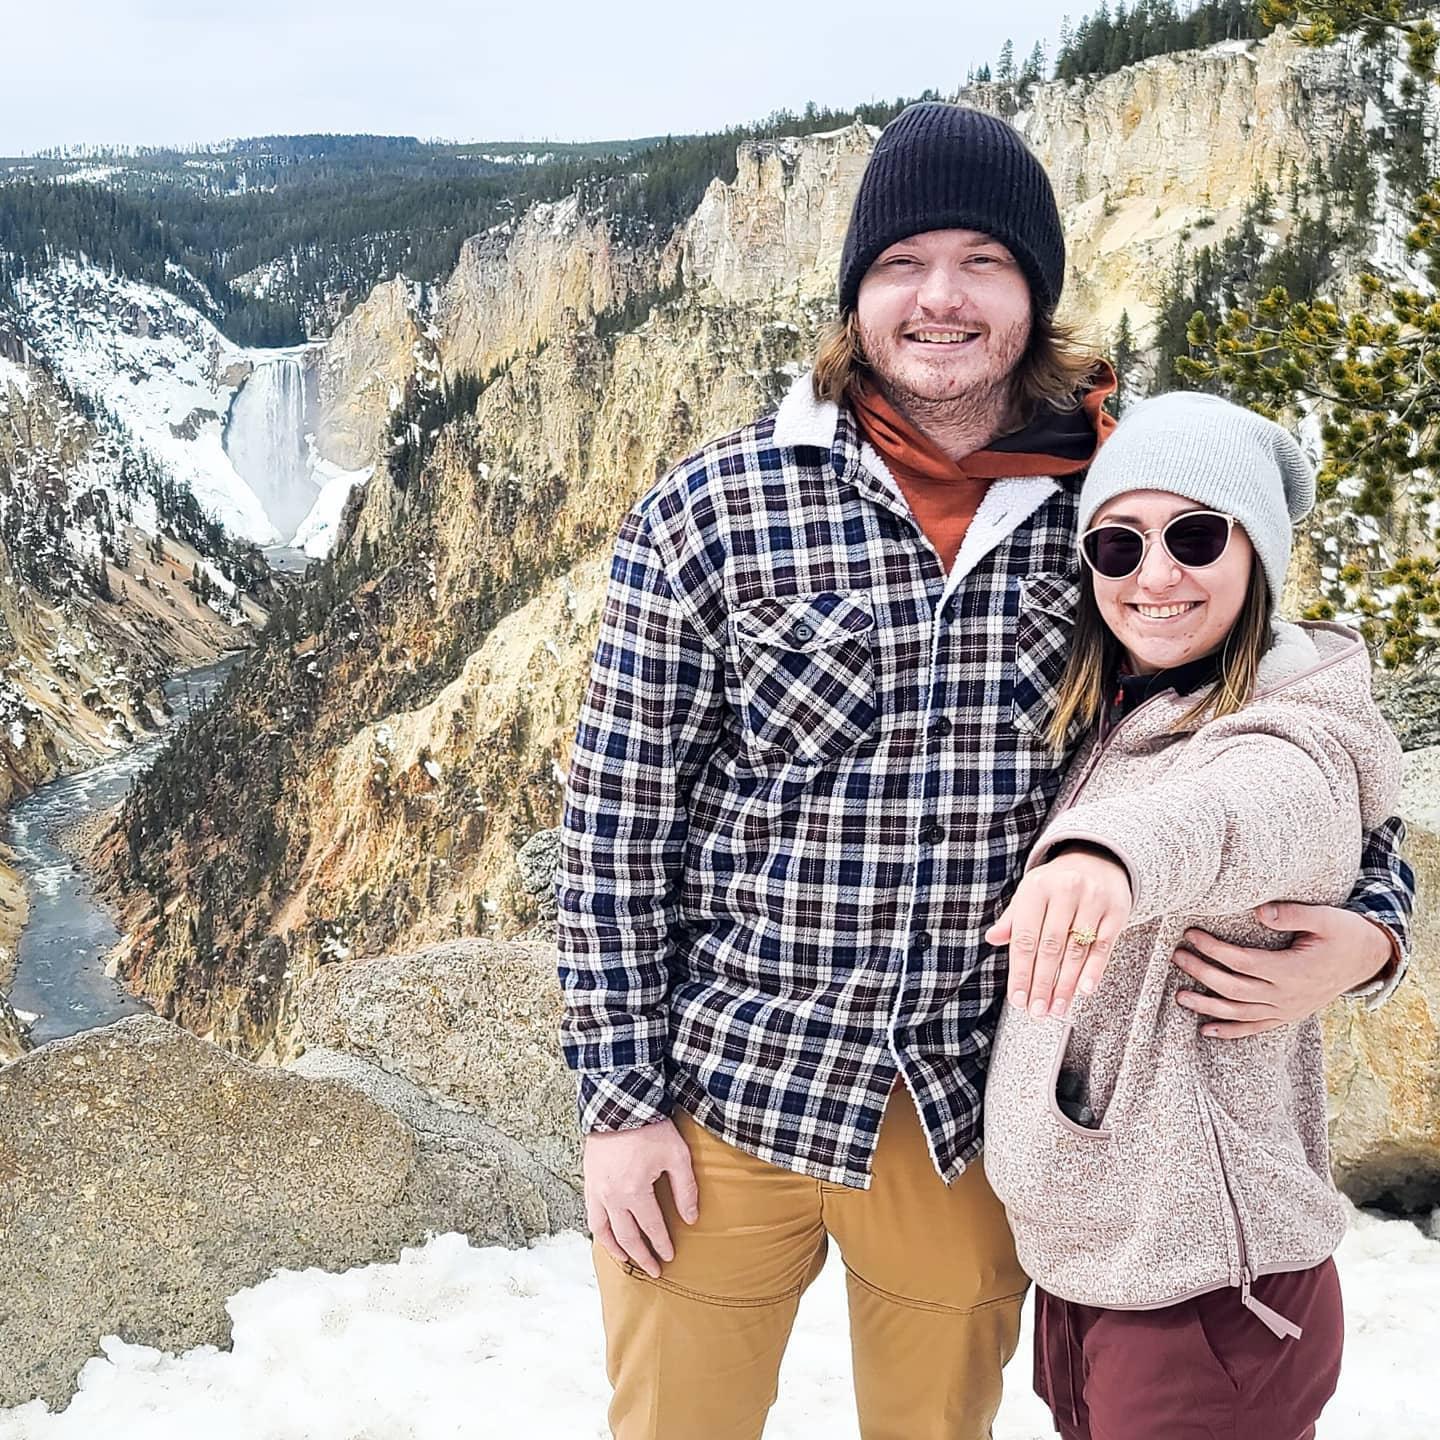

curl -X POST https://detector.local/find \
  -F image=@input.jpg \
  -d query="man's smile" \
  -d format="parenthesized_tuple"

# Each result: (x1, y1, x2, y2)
(903, 328, 982, 345)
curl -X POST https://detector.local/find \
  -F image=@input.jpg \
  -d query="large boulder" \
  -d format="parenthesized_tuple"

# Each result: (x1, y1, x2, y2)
(297, 938, 579, 1186)
(1325, 744, 1440, 1212)
(0, 1014, 574, 1410)
(288, 1044, 583, 1240)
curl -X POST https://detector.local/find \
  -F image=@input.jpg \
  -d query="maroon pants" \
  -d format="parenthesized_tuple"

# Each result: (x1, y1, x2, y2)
(1034, 1261, 1344, 1440)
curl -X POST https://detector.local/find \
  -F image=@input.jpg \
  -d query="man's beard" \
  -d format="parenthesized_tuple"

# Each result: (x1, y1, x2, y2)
(886, 366, 1014, 442)
(860, 314, 1031, 441)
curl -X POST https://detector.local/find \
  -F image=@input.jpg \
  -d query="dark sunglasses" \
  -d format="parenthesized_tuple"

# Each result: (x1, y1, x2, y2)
(1079, 509, 1237, 580)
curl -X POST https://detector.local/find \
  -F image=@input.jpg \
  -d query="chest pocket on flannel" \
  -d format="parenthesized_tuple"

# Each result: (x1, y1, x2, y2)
(731, 591, 878, 764)
(1011, 571, 1082, 741)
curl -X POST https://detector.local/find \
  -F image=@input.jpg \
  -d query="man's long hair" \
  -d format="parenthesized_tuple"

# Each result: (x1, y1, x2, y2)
(811, 307, 1105, 417)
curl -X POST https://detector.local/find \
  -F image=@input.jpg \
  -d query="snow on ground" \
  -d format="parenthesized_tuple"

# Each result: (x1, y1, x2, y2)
(1, 1207, 1435, 1439)
(0, 349, 165, 540)
(474, 151, 557, 166)
(0, 354, 33, 399)
(51, 165, 124, 186)
(1364, 30, 1440, 293)
(1206, 38, 1257, 58)
(290, 456, 374, 558)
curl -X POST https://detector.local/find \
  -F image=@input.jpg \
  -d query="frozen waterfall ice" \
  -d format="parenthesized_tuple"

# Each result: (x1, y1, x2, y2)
(223, 354, 322, 542)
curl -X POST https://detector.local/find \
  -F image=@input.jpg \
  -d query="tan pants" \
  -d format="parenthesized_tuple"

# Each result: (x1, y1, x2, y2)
(594, 1089, 1027, 1439)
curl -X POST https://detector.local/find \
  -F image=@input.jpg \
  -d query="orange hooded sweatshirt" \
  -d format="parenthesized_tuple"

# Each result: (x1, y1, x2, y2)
(849, 362, 1118, 571)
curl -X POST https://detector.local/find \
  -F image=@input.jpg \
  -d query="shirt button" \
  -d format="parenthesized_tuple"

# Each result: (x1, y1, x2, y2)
(929, 716, 953, 738)
(912, 930, 933, 953)
(792, 622, 815, 643)
(920, 821, 945, 844)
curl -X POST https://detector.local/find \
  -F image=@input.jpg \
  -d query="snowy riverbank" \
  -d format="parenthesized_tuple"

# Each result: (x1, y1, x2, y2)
(3, 1206, 1436, 1439)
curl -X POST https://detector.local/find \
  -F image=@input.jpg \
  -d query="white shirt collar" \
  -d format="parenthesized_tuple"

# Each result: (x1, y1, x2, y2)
(769, 368, 1063, 586)
(772, 371, 840, 450)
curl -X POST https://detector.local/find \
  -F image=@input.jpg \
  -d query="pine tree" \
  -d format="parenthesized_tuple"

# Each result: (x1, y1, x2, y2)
(1183, 1, 1440, 664)
(1330, 118, 1376, 220)
(1052, 0, 1266, 82)
(997, 39, 1017, 85)
(1110, 309, 1139, 414)
(1020, 41, 1048, 96)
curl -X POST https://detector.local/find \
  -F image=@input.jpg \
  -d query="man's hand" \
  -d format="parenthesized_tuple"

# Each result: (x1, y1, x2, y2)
(584, 1118, 699, 1278)
(1173, 902, 1396, 1038)
(986, 852, 1133, 1019)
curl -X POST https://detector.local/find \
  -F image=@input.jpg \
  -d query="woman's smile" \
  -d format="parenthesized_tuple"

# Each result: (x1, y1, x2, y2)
(1126, 599, 1204, 622)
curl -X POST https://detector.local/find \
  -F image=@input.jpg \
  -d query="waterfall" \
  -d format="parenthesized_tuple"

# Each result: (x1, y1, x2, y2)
(223, 354, 321, 542)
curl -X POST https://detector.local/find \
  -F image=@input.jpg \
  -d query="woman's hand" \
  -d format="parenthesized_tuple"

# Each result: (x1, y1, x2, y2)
(986, 850, 1134, 1018)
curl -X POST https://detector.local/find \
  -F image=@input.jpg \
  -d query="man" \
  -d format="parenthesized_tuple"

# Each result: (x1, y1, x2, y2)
(556, 103, 1413, 1440)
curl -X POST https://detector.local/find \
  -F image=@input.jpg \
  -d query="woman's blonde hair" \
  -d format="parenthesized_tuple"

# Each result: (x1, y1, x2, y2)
(811, 307, 1105, 415)
(1045, 552, 1274, 753)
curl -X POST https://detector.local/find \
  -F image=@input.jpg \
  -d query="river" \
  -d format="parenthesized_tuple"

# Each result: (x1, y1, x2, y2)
(3, 652, 248, 1045)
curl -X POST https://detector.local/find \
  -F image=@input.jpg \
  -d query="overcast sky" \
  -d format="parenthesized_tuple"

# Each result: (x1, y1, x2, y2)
(3, 1, 1081, 154)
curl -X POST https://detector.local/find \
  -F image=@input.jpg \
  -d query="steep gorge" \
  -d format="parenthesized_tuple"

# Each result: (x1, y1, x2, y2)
(100, 26, 1435, 1075)
(0, 357, 272, 987)
(101, 278, 815, 1056)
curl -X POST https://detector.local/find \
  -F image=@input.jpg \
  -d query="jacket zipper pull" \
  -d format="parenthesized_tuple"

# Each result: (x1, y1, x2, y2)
(1240, 1268, 1304, 1341)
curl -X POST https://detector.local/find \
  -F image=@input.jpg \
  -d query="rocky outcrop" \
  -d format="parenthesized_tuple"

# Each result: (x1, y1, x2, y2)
(234, 554, 612, 1032)
(515, 827, 561, 926)
(0, 989, 29, 1061)
(314, 276, 428, 471)
(0, 1014, 577, 1410)
(1373, 671, 1440, 754)
(0, 841, 25, 992)
(681, 123, 877, 303)
(1012, 28, 1366, 339)
(437, 193, 661, 383)
(289, 1044, 582, 1236)
(297, 938, 579, 1185)
(1325, 744, 1440, 1212)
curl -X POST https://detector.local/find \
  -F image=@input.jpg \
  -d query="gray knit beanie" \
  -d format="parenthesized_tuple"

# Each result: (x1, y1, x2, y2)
(1077, 392, 1316, 600)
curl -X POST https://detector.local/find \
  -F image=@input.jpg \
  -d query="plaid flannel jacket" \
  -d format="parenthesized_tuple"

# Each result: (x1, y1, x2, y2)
(556, 374, 1415, 1189)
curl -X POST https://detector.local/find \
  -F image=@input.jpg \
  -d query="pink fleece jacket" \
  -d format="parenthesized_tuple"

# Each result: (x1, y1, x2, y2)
(983, 621, 1402, 1337)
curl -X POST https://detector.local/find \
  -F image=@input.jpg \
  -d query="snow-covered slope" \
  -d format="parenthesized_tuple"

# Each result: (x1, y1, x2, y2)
(289, 454, 372, 559)
(0, 350, 268, 815)
(0, 1211, 1435, 1438)
(1, 341, 160, 552)
(10, 262, 346, 552)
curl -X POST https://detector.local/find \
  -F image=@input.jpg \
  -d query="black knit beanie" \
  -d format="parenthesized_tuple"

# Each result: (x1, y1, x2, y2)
(837, 103, 1066, 317)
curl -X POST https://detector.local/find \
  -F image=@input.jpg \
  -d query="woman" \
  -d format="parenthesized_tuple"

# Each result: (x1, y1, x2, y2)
(982, 391, 1402, 1440)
